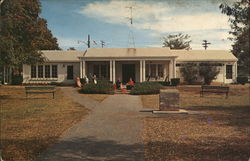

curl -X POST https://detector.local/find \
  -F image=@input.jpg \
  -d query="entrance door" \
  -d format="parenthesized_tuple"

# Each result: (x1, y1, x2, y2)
(122, 64, 135, 83)
(67, 65, 74, 80)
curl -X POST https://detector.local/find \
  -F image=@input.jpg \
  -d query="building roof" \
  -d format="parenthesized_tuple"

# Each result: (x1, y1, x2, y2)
(42, 50, 85, 62)
(172, 50, 237, 61)
(83, 48, 175, 59)
(41, 48, 237, 62)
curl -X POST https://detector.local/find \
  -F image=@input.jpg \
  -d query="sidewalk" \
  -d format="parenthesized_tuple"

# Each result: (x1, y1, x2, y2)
(36, 87, 144, 161)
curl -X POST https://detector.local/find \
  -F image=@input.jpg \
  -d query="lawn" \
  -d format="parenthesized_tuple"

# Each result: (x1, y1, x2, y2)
(0, 86, 89, 161)
(142, 85, 250, 161)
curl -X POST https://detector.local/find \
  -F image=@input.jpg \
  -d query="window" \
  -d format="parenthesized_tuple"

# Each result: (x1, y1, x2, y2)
(226, 65, 232, 79)
(31, 65, 36, 78)
(67, 65, 74, 80)
(93, 65, 99, 78)
(158, 64, 163, 77)
(100, 65, 107, 78)
(52, 65, 58, 78)
(150, 64, 156, 77)
(38, 65, 43, 78)
(45, 65, 50, 78)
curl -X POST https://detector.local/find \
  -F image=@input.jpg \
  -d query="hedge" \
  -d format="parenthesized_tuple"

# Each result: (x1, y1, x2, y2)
(80, 81, 114, 94)
(237, 76, 248, 85)
(130, 82, 162, 95)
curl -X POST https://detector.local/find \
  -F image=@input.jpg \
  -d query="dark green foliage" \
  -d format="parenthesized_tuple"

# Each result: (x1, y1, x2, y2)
(50, 82, 62, 86)
(130, 82, 162, 95)
(156, 81, 170, 86)
(180, 63, 199, 84)
(220, 0, 250, 76)
(170, 78, 180, 86)
(199, 66, 220, 85)
(0, 0, 59, 68)
(237, 76, 248, 85)
(162, 33, 191, 49)
(11, 75, 23, 85)
(81, 81, 114, 94)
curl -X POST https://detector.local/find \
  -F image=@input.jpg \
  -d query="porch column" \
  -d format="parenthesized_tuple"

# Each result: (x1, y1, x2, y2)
(142, 60, 146, 82)
(234, 62, 237, 82)
(112, 60, 116, 83)
(80, 61, 83, 78)
(173, 59, 176, 78)
(169, 60, 173, 80)
(82, 60, 86, 77)
(110, 60, 113, 82)
(140, 60, 143, 82)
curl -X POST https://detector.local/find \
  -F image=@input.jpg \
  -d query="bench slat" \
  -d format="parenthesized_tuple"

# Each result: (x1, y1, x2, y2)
(25, 86, 55, 90)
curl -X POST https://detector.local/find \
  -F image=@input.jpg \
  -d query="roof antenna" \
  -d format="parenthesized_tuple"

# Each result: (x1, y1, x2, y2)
(126, 6, 135, 48)
(202, 40, 211, 50)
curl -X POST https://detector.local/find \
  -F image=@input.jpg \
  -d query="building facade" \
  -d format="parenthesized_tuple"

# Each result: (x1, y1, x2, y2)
(22, 48, 238, 84)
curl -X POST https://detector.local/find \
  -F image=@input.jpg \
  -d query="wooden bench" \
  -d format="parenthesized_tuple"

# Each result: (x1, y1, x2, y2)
(200, 85, 229, 98)
(25, 86, 56, 99)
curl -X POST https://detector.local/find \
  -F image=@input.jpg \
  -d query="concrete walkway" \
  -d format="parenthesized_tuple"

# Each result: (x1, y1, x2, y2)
(36, 87, 144, 161)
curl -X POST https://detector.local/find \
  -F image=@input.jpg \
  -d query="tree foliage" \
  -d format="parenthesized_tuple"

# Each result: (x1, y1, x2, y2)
(162, 33, 191, 49)
(0, 0, 59, 68)
(220, 0, 250, 76)
(199, 65, 220, 85)
(180, 63, 199, 84)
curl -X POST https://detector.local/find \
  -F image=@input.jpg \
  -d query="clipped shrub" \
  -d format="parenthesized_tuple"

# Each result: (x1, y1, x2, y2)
(156, 81, 170, 86)
(11, 74, 23, 85)
(50, 82, 62, 86)
(237, 76, 248, 85)
(199, 66, 219, 85)
(130, 82, 162, 95)
(81, 81, 114, 94)
(171, 78, 180, 86)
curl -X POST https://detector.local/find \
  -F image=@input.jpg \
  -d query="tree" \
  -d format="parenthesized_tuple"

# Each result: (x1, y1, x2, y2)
(180, 63, 199, 84)
(220, 0, 250, 76)
(162, 33, 191, 49)
(199, 65, 220, 85)
(0, 0, 59, 68)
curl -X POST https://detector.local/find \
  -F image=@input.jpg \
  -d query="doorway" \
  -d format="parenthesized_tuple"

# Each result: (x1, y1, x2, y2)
(122, 64, 135, 84)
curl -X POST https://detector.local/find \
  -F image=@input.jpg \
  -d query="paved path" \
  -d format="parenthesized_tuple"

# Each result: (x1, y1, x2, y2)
(36, 87, 144, 161)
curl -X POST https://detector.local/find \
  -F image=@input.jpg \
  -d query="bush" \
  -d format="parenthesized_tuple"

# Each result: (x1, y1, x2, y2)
(237, 76, 248, 85)
(130, 82, 162, 95)
(156, 81, 170, 86)
(50, 82, 62, 86)
(11, 74, 23, 85)
(180, 63, 199, 84)
(199, 66, 219, 85)
(171, 78, 180, 86)
(81, 81, 114, 94)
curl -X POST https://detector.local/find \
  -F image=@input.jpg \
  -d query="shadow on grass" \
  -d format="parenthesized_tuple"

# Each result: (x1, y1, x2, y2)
(35, 136, 143, 161)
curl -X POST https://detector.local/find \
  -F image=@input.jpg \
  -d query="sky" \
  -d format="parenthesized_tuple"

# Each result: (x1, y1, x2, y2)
(40, 0, 236, 50)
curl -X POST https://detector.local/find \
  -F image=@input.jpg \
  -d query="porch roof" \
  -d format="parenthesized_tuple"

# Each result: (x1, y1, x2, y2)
(42, 50, 85, 62)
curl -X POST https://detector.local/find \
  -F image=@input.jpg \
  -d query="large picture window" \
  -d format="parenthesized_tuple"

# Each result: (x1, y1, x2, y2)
(146, 64, 164, 79)
(38, 65, 43, 78)
(45, 65, 50, 78)
(93, 64, 108, 79)
(52, 65, 58, 78)
(226, 65, 232, 79)
(31, 65, 36, 78)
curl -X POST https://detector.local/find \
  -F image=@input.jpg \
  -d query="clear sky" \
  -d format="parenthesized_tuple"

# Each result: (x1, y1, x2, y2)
(40, 0, 236, 50)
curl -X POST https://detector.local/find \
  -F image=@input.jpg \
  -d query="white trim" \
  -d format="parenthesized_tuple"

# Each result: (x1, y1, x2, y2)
(112, 60, 116, 83)
(82, 60, 86, 78)
(110, 60, 113, 82)
(80, 61, 83, 78)
(140, 60, 143, 82)
(142, 60, 146, 81)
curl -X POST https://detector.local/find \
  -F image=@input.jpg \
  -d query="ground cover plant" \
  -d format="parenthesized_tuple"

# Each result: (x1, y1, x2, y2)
(0, 86, 89, 161)
(80, 81, 114, 94)
(130, 82, 162, 95)
(141, 85, 250, 161)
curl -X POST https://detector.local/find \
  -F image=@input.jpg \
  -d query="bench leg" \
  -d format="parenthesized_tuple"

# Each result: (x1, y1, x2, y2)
(53, 92, 55, 99)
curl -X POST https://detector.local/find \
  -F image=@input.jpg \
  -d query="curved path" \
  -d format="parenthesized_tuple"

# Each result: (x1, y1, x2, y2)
(36, 87, 145, 161)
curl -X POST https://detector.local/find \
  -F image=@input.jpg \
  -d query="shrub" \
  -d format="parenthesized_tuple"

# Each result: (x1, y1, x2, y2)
(81, 81, 114, 94)
(130, 82, 162, 95)
(50, 82, 62, 86)
(180, 63, 199, 84)
(237, 76, 248, 85)
(11, 74, 23, 85)
(199, 66, 219, 85)
(171, 78, 180, 86)
(156, 81, 170, 86)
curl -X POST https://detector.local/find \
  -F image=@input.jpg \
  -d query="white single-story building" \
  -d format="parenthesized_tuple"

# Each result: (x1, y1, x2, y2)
(22, 47, 238, 84)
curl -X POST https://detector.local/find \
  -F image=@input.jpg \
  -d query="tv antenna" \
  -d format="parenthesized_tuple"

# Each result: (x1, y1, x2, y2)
(126, 6, 135, 48)
(202, 40, 211, 50)
(77, 34, 98, 48)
